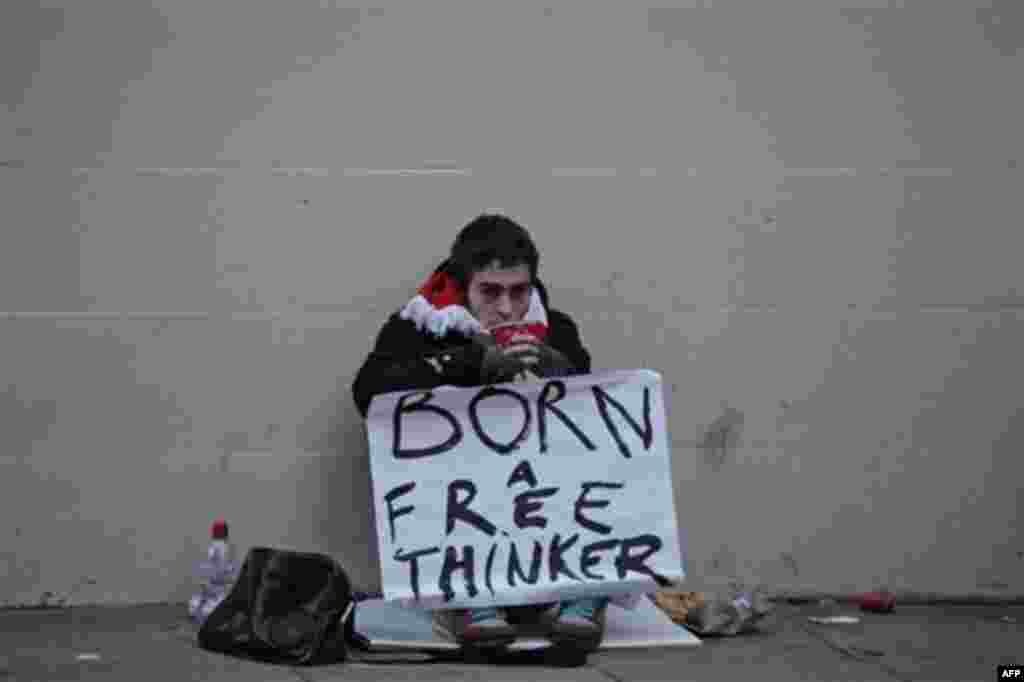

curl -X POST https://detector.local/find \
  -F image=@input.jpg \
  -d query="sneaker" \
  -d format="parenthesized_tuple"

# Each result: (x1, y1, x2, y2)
(432, 607, 517, 647)
(549, 598, 608, 652)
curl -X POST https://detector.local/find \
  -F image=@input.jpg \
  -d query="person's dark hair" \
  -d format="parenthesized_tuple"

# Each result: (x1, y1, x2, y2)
(447, 213, 539, 290)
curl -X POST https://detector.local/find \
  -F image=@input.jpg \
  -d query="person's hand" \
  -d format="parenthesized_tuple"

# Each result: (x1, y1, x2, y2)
(473, 330, 576, 382)
(474, 332, 529, 384)
(501, 342, 574, 379)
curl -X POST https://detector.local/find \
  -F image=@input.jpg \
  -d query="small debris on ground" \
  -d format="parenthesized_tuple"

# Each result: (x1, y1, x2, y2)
(857, 591, 896, 613)
(651, 584, 773, 636)
(808, 615, 861, 625)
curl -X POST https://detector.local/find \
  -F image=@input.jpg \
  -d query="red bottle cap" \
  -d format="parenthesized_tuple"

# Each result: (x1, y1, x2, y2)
(211, 518, 229, 540)
(859, 591, 895, 613)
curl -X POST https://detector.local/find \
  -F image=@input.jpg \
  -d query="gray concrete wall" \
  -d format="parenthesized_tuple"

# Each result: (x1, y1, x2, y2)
(2, 0, 1021, 606)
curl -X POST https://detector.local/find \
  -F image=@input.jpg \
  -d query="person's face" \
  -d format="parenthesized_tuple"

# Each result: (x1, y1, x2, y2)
(465, 261, 533, 329)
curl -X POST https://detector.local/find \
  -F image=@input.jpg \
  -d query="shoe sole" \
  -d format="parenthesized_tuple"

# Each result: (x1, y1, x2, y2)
(431, 623, 517, 649)
(548, 638, 601, 655)
(461, 638, 517, 650)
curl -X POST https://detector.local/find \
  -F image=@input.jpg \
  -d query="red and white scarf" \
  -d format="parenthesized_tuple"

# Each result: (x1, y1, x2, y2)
(399, 267, 549, 340)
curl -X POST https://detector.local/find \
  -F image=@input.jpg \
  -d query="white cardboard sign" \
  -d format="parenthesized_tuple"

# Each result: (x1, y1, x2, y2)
(366, 369, 684, 610)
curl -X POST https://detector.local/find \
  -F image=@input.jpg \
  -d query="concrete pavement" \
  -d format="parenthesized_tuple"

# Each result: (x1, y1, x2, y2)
(1, 602, 1021, 681)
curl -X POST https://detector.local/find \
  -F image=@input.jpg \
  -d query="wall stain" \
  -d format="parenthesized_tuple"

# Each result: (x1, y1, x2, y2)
(36, 577, 99, 608)
(295, 384, 348, 454)
(708, 546, 740, 582)
(601, 271, 625, 296)
(781, 552, 800, 577)
(865, 453, 883, 474)
(217, 431, 251, 452)
(975, 0, 1024, 57)
(216, 432, 253, 471)
(978, 580, 1010, 591)
(699, 403, 745, 469)
(0, 385, 59, 461)
(776, 399, 797, 433)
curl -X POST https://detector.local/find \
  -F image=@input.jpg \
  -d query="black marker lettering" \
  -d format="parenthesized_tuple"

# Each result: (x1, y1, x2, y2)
(393, 391, 462, 459)
(468, 387, 531, 454)
(592, 385, 653, 458)
(507, 539, 544, 587)
(548, 533, 582, 583)
(446, 479, 497, 537)
(506, 460, 539, 489)
(439, 545, 478, 602)
(579, 539, 619, 581)
(574, 481, 624, 535)
(393, 546, 440, 601)
(383, 481, 416, 543)
(537, 380, 597, 453)
(484, 542, 498, 597)
(614, 534, 663, 581)
(513, 487, 559, 530)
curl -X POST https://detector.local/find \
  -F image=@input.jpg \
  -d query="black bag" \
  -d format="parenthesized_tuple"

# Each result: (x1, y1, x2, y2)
(197, 546, 368, 665)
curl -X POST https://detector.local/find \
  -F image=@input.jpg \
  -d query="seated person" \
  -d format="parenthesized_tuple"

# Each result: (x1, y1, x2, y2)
(351, 213, 608, 651)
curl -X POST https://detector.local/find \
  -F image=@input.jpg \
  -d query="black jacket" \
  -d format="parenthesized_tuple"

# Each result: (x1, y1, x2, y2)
(351, 279, 591, 417)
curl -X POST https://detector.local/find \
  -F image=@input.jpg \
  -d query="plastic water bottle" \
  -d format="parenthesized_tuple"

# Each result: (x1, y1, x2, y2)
(188, 518, 237, 625)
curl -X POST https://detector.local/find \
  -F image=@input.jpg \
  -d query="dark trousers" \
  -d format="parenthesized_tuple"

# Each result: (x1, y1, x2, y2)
(502, 602, 557, 625)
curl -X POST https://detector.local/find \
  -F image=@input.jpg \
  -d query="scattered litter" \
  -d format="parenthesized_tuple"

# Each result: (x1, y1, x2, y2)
(650, 588, 704, 624)
(806, 628, 887, 663)
(652, 584, 773, 636)
(75, 653, 101, 661)
(808, 616, 861, 625)
(858, 591, 896, 613)
(851, 644, 885, 657)
(188, 518, 237, 626)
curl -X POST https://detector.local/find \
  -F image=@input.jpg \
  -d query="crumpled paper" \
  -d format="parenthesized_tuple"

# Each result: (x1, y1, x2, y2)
(650, 584, 773, 636)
